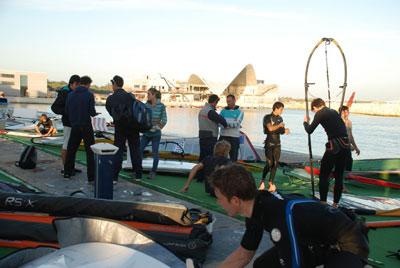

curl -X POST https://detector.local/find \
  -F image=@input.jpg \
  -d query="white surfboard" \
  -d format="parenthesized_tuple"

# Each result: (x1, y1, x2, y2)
(22, 242, 170, 268)
(123, 158, 195, 174)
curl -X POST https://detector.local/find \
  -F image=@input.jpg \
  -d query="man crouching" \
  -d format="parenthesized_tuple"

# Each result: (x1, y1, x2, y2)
(210, 164, 369, 268)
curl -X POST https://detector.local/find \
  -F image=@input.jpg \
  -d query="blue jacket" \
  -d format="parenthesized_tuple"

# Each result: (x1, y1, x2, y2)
(220, 105, 243, 138)
(65, 86, 96, 127)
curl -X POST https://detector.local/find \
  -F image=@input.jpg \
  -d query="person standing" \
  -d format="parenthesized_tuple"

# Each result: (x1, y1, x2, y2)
(339, 105, 360, 171)
(64, 76, 96, 182)
(260, 101, 290, 192)
(51, 75, 80, 172)
(140, 87, 167, 179)
(106, 75, 142, 182)
(219, 94, 244, 161)
(198, 94, 227, 166)
(304, 98, 350, 207)
(209, 165, 369, 268)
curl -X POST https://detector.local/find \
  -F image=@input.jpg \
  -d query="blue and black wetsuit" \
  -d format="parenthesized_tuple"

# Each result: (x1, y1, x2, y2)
(303, 107, 350, 203)
(242, 191, 369, 268)
(262, 113, 285, 183)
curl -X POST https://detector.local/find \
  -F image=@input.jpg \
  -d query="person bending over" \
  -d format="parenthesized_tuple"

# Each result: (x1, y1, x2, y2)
(180, 140, 231, 196)
(210, 164, 369, 268)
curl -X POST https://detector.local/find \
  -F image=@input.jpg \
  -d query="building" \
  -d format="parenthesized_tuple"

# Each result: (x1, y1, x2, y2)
(0, 69, 47, 97)
(222, 64, 278, 106)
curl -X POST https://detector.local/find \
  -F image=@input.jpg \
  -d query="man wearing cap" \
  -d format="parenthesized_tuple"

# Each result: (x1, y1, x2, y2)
(198, 94, 227, 176)
(106, 75, 142, 182)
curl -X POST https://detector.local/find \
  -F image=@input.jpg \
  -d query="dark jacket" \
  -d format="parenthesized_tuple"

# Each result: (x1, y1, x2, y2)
(105, 88, 137, 129)
(51, 86, 71, 127)
(65, 86, 96, 127)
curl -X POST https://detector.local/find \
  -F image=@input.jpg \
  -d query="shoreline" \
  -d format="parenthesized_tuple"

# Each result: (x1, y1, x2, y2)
(6, 96, 400, 117)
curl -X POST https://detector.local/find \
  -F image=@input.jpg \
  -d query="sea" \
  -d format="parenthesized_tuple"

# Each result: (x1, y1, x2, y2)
(13, 104, 400, 160)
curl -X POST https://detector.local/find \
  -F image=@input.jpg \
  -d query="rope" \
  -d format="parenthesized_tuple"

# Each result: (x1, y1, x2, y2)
(324, 40, 332, 108)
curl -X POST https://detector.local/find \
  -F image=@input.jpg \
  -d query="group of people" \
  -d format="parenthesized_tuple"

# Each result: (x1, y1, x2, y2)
(191, 97, 367, 267)
(51, 74, 167, 183)
(49, 74, 368, 267)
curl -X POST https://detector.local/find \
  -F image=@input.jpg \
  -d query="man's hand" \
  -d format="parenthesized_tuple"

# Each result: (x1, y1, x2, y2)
(304, 115, 309, 122)
(355, 148, 360, 155)
(284, 128, 290, 135)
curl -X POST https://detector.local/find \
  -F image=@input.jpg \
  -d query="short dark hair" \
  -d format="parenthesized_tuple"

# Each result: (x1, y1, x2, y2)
(339, 105, 349, 114)
(226, 94, 235, 100)
(209, 164, 257, 201)
(111, 75, 124, 87)
(208, 94, 220, 104)
(68, 75, 80, 85)
(80, 76, 92, 86)
(272, 101, 284, 111)
(311, 98, 325, 110)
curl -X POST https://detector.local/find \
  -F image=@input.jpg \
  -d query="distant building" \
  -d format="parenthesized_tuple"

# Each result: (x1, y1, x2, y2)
(0, 69, 47, 97)
(222, 64, 278, 106)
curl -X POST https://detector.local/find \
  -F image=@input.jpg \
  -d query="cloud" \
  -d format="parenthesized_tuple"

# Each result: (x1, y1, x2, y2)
(14, 0, 301, 20)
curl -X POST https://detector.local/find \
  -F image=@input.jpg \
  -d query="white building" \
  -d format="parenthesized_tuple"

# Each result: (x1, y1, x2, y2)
(0, 69, 47, 97)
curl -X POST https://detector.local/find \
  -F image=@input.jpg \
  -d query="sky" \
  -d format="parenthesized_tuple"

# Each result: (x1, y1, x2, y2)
(0, 0, 399, 100)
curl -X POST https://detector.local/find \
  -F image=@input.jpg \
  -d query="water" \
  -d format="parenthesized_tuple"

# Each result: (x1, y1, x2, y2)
(14, 103, 400, 160)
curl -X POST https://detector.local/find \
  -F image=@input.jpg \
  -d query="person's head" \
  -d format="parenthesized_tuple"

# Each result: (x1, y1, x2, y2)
(213, 140, 231, 157)
(339, 105, 349, 118)
(111, 75, 124, 91)
(0, 91, 5, 98)
(147, 87, 158, 103)
(39, 113, 48, 122)
(310, 98, 326, 112)
(226, 94, 236, 108)
(80, 76, 92, 88)
(68, 75, 80, 90)
(209, 164, 257, 217)
(272, 101, 284, 115)
(208, 94, 220, 108)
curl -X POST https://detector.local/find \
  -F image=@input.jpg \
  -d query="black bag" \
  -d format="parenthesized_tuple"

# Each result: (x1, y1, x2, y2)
(132, 98, 153, 133)
(15, 146, 37, 169)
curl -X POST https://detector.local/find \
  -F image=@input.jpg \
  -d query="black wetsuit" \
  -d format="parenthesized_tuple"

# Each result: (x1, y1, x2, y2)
(242, 191, 369, 268)
(303, 107, 350, 203)
(262, 113, 285, 183)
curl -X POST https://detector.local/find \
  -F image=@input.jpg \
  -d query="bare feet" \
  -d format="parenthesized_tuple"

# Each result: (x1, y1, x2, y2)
(268, 182, 277, 192)
(259, 180, 266, 190)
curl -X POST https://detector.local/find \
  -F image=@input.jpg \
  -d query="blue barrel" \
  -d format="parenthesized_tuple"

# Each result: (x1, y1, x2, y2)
(90, 143, 119, 199)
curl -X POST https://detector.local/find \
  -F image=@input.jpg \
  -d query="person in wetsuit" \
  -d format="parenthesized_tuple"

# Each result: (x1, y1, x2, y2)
(261, 102, 290, 192)
(339, 105, 360, 171)
(303, 98, 351, 207)
(180, 140, 231, 196)
(210, 164, 369, 268)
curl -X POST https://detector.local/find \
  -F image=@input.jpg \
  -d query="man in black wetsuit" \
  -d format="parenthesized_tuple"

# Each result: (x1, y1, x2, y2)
(261, 102, 290, 192)
(210, 164, 369, 268)
(303, 98, 351, 207)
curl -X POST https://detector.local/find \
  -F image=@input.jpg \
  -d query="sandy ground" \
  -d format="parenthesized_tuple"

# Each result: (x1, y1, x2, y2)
(0, 137, 273, 267)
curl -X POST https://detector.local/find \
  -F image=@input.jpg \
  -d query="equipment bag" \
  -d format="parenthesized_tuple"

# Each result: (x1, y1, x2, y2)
(132, 97, 152, 133)
(15, 145, 37, 169)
